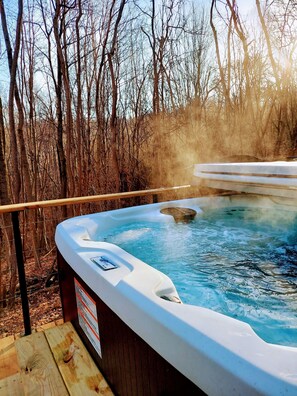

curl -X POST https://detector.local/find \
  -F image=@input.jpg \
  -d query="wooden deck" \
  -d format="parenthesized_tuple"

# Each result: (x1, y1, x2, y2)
(0, 321, 114, 395)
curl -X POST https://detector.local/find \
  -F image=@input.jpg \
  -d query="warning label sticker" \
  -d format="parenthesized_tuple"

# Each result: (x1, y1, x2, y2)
(74, 278, 102, 358)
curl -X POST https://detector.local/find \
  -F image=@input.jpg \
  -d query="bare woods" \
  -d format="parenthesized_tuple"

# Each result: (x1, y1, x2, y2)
(1, 0, 297, 202)
(0, 0, 297, 309)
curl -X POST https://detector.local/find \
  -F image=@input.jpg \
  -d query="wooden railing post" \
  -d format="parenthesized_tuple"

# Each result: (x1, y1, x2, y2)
(11, 211, 31, 335)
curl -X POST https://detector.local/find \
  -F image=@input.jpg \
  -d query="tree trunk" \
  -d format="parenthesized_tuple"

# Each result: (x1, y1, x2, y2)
(53, 0, 74, 199)
(210, 0, 231, 110)
(0, 97, 15, 309)
(0, 0, 25, 303)
(75, 0, 83, 197)
(107, 0, 126, 194)
(255, 0, 281, 91)
(0, 0, 22, 203)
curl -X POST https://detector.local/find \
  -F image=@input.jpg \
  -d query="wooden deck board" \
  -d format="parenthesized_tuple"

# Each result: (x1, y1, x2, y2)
(35, 321, 61, 333)
(0, 373, 24, 396)
(0, 321, 113, 395)
(0, 335, 19, 380)
(45, 322, 113, 396)
(15, 331, 69, 395)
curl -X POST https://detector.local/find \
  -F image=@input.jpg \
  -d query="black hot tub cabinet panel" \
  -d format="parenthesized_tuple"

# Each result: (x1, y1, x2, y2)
(57, 251, 204, 396)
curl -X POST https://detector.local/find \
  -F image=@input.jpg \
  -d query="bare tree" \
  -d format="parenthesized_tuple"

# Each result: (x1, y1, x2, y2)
(210, 0, 231, 110)
(39, 1, 68, 202)
(0, 0, 31, 300)
(0, 0, 22, 202)
(53, 0, 75, 198)
(0, 97, 14, 309)
(75, 0, 83, 196)
(107, 0, 127, 193)
(256, 0, 281, 91)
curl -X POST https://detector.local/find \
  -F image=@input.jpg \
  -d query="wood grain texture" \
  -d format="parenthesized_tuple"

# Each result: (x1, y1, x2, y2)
(15, 332, 68, 395)
(45, 322, 113, 396)
(35, 321, 59, 333)
(0, 185, 191, 213)
(0, 373, 24, 396)
(0, 336, 19, 380)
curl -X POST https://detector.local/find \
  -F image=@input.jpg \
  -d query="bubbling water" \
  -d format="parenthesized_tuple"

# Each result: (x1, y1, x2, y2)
(98, 207, 297, 346)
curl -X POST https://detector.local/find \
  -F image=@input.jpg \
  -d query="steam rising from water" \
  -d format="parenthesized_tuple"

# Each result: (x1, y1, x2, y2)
(145, 111, 275, 188)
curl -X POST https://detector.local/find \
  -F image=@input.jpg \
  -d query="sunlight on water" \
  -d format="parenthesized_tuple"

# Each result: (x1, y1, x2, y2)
(97, 207, 297, 346)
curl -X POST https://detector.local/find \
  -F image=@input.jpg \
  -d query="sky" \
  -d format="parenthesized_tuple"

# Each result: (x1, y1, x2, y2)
(235, 0, 257, 15)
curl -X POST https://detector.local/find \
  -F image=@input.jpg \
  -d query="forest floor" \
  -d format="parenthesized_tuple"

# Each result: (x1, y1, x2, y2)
(0, 254, 62, 338)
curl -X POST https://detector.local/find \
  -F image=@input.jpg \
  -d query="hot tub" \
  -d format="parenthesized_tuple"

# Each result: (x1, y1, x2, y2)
(55, 163, 297, 396)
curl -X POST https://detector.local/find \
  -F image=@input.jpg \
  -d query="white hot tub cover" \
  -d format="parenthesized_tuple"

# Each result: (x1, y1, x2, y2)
(193, 161, 297, 198)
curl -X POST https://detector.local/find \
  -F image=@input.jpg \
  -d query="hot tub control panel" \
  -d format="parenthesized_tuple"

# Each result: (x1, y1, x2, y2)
(90, 256, 118, 271)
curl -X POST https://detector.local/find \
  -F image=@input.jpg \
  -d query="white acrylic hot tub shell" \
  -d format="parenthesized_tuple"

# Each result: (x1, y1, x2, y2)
(55, 196, 297, 396)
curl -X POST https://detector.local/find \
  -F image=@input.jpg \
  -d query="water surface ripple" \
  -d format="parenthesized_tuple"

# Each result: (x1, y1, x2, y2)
(99, 207, 297, 346)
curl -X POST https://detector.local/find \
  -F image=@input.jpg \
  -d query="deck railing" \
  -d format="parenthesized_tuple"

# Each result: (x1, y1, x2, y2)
(0, 185, 193, 336)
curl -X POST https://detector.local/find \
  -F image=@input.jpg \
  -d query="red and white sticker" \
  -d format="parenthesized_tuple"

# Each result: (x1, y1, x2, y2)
(74, 278, 102, 358)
